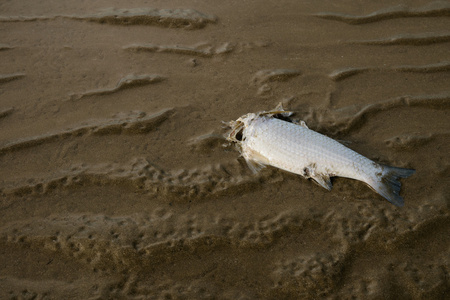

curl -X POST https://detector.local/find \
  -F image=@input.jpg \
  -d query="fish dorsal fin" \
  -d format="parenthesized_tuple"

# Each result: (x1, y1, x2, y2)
(263, 102, 294, 118)
(312, 174, 333, 191)
(274, 102, 285, 112)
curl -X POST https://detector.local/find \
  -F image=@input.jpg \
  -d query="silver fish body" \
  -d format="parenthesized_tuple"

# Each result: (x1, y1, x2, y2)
(226, 106, 415, 206)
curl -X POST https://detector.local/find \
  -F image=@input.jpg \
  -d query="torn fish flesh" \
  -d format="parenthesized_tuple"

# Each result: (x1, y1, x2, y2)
(226, 104, 415, 206)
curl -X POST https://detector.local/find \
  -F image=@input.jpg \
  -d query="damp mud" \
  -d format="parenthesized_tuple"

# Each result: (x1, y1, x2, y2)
(0, 0, 449, 299)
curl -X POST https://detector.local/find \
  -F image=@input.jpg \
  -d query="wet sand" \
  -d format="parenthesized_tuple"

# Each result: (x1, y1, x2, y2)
(0, 0, 449, 299)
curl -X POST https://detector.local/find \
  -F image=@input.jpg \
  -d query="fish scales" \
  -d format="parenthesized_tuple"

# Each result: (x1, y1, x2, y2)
(245, 117, 373, 180)
(226, 104, 415, 206)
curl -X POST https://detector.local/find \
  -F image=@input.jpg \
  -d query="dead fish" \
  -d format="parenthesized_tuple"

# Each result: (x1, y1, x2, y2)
(226, 104, 415, 206)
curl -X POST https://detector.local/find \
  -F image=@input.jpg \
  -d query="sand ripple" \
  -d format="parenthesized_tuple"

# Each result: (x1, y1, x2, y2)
(0, 0, 448, 298)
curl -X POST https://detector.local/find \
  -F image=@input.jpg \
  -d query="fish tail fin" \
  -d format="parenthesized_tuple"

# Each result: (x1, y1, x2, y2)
(368, 165, 415, 207)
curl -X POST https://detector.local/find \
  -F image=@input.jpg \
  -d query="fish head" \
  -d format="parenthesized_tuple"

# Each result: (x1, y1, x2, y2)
(225, 113, 258, 143)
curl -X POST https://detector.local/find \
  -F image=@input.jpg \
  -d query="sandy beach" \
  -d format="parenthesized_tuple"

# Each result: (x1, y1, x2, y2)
(0, 0, 449, 299)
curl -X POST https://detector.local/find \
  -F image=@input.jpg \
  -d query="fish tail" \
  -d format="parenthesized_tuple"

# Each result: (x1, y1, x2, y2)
(368, 165, 415, 207)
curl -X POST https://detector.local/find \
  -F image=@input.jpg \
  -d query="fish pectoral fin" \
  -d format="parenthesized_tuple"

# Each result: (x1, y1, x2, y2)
(245, 158, 266, 174)
(312, 174, 333, 191)
(243, 148, 270, 174)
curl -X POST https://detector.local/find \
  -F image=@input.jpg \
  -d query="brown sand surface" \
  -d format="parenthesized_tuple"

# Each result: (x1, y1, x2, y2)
(0, 0, 449, 299)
